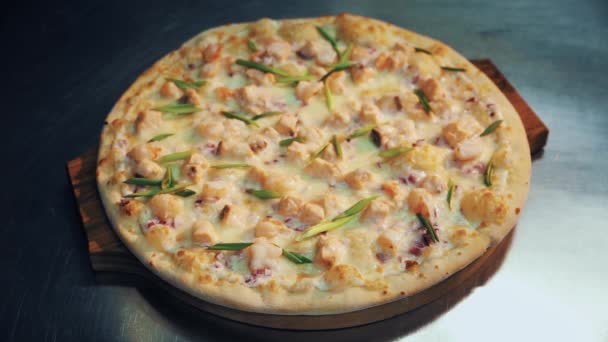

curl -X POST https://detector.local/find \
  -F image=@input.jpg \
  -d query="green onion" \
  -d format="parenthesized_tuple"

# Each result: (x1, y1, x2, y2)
(247, 39, 257, 52)
(175, 189, 196, 197)
(167, 78, 206, 89)
(124, 183, 193, 198)
(154, 103, 201, 115)
(338, 43, 353, 65)
(276, 74, 317, 83)
(324, 81, 333, 111)
(148, 133, 174, 142)
(161, 166, 174, 190)
(246, 189, 281, 199)
(414, 89, 432, 113)
(416, 213, 439, 243)
(319, 62, 352, 82)
(207, 242, 253, 251)
(210, 163, 251, 169)
(158, 150, 192, 163)
(282, 249, 313, 264)
(379, 146, 413, 158)
(251, 111, 281, 121)
(441, 66, 466, 72)
(333, 196, 379, 221)
(447, 179, 455, 209)
(480, 120, 503, 137)
(349, 124, 378, 139)
(316, 26, 340, 57)
(415, 47, 432, 55)
(331, 135, 343, 159)
(279, 136, 306, 147)
(222, 111, 259, 127)
(123, 178, 162, 186)
(296, 215, 356, 241)
(484, 161, 494, 187)
(235, 59, 291, 77)
(308, 142, 330, 162)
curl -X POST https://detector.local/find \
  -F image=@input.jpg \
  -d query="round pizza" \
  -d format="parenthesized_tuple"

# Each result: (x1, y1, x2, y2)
(97, 13, 531, 314)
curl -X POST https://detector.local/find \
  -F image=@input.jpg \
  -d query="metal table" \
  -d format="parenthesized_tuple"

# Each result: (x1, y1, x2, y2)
(2, 0, 607, 340)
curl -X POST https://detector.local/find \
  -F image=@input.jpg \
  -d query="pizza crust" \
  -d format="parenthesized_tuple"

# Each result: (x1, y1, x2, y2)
(97, 13, 530, 315)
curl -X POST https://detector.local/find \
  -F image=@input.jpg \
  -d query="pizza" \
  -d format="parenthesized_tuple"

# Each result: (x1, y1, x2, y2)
(97, 13, 531, 314)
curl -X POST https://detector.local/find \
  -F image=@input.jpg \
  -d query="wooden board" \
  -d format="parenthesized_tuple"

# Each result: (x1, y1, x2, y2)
(67, 59, 548, 330)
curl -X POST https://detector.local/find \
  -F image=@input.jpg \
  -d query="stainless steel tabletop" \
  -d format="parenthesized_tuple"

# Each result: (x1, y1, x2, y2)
(2, 0, 607, 341)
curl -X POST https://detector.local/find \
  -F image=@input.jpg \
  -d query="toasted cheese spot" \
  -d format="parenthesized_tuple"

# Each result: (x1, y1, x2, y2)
(160, 81, 183, 100)
(149, 194, 183, 220)
(119, 199, 144, 217)
(250, 18, 276, 38)
(411, 52, 441, 78)
(407, 188, 434, 217)
(344, 168, 377, 190)
(299, 202, 325, 225)
(181, 153, 209, 183)
(135, 159, 164, 179)
(128, 144, 161, 162)
(449, 225, 477, 246)
(135, 110, 162, 138)
(404, 144, 445, 171)
(304, 158, 343, 180)
(278, 21, 318, 43)
(255, 217, 287, 238)
(461, 188, 508, 224)
(493, 144, 513, 168)
(289, 276, 315, 293)
(145, 224, 177, 252)
(295, 80, 323, 104)
(315, 234, 347, 268)
(377, 228, 403, 256)
(277, 196, 301, 217)
(335, 13, 389, 47)
(442, 116, 482, 148)
(192, 219, 218, 245)
(247, 237, 283, 272)
(454, 138, 483, 161)
(324, 264, 364, 291)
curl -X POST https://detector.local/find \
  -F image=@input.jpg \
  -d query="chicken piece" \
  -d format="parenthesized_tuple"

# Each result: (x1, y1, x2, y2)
(297, 40, 337, 65)
(145, 224, 177, 252)
(250, 18, 276, 39)
(202, 43, 222, 63)
(359, 102, 382, 124)
(404, 144, 445, 171)
(264, 171, 303, 194)
(277, 196, 301, 217)
(286, 141, 310, 162)
(149, 194, 184, 220)
(119, 199, 144, 217)
(344, 168, 377, 190)
(313, 191, 346, 218)
(417, 78, 444, 101)
(442, 116, 483, 148)
(127, 144, 161, 162)
(325, 110, 351, 128)
(371, 125, 396, 148)
(247, 135, 269, 154)
(135, 159, 164, 179)
(454, 138, 482, 161)
(214, 86, 234, 101)
(217, 139, 254, 158)
(247, 237, 283, 272)
(461, 188, 508, 224)
(278, 21, 318, 43)
(377, 94, 401, 113)
(185, 88, 203, 107)
(275, 114, 299, 136)
(323, 264, 364, 290)
(304, 158, 343, 180)
(191, 219, 218, 245)
(374, 47, 411, 71)
(350, 64, 376, 84)
(326, 70, 347, 94)
(246, 69, 276, 86)
(135, 110, 162, 138)
(260, 126, 281, 143)
(247, 166, 268, 185)
(308, 65, 328, 77)
(219, 204, 248, 228)
(181, 153, 209, 183)
(159, 81, 183, 100)
(377, 228, 403, 256)
(407, 188, 434, 218)
(381, 180, 407, 204)
(421, 173, 447, 194)
(200, 61, 222, 78)
(393, 118, 417, 139)
(350, 45, 371, 63)
(298, 202, 325, 225)
(264, 38, 292, 62)
(196, 120, 224, 140)
(298, 126, 325, 142)
(255, 217, 287, 238)
(315, 234, 347, 268)
(202, 180, 234, 199)
(236, 85, 280, 115)
(295, 80, 323, 104)
(361, 198, 393, 224)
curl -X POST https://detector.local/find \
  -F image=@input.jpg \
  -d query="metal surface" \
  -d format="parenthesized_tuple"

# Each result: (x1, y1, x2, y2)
(2, 0, 607, 341)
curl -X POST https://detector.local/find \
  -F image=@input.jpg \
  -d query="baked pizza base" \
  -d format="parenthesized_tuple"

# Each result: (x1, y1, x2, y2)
(97, 13, 530, 314)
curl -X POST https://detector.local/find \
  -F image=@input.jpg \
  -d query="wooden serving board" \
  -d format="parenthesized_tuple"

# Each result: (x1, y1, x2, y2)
(67, 59, 548, 330)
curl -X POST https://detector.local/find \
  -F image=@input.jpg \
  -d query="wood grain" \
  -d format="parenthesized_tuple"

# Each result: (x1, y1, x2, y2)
(66, 59, 548, 330)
